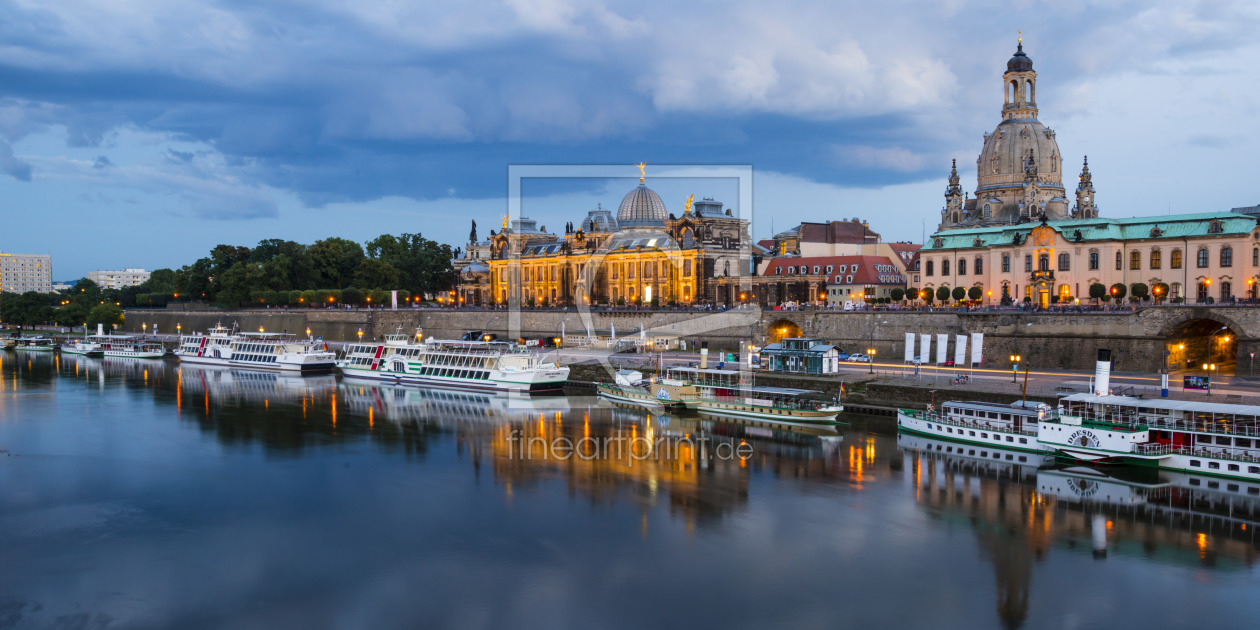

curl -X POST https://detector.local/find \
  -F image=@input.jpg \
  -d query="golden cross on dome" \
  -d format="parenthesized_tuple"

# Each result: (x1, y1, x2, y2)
(636, 162, 646, 182)
(1018, 30, 1022, 44)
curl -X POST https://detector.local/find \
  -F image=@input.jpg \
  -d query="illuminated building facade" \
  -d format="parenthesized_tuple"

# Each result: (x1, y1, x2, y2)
(484, 176, 750, 307)
(0, 251, 53, 293)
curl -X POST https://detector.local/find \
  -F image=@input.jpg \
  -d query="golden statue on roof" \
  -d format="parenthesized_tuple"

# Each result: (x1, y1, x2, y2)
(636, 162, 646, 182)
(684, 193, 694, 214)
(501, 213, 509, 230)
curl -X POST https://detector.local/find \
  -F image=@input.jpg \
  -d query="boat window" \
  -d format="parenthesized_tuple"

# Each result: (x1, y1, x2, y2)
(981, 433, 988, 439)
(1217, 436, 1231, 445)
(1019, 438, 1027, 444)
(1228, 465, 1240, 473)
(1190, 478, 1201, 486)
(1238, 438, 1252, 448)
(1190, 459, 1201, 467)
(1018, 456, 1027, 462)
(1208, 481, 1219, 489)
(1251, 466, 1260, 474)
(969, 431, 975, 436)
(1006, 436, 1013, 442)
(988, 413, 999, 419)
(1249, 487, 1260, 495)
(1208, 462, 1220, 469)
(1001, 414, 1011, 421)
(1197, 434, 1211, 443)
(1228, 483, 1240, 491)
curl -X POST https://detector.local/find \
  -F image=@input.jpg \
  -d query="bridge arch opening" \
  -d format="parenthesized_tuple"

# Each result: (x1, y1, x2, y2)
(765, 319, 803, 345)
(1165, 318, 1238, 376)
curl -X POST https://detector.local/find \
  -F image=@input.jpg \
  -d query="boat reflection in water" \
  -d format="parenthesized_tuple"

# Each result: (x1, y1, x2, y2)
(900, 432, 1260, 629)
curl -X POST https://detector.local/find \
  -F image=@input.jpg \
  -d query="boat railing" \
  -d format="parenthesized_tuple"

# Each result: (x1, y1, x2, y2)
(1060, 414, 1260, 438)
(1134, 442, 1260, 464)
(694, 393, 830, 411)
(903, 409, 1040, 437)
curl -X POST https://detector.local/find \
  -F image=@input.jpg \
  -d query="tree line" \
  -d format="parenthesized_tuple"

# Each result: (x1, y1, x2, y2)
(0, 233, 457, 328)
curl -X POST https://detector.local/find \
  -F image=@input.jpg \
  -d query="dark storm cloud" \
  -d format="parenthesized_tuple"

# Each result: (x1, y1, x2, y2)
(0, 0, 1258, 210)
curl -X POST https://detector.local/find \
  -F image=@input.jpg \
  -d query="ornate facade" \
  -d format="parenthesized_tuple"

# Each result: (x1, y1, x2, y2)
(480, 175, 750, 307)
(939, 41, 1098, 231)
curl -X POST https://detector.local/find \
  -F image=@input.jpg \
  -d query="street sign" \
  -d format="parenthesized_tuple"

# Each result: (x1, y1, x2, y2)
(1184, 375, 1211, 391)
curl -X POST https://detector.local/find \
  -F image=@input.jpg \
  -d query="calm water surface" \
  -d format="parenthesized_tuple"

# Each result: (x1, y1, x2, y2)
(2, 352, 1258, 629)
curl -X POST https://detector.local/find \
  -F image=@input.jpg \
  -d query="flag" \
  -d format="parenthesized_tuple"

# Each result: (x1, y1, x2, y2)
(839, 382, 846, 399)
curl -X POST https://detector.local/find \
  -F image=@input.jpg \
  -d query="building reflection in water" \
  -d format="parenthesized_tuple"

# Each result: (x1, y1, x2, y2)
(901, 433, 1260, 629)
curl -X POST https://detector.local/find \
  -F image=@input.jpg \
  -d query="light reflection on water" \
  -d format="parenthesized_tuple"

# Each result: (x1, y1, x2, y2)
(1, 351, 1258, 629)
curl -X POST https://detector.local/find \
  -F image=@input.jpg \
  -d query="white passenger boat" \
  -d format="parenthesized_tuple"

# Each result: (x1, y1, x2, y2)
(12, 335, 55, 351)
(337, 330, 569, 393)
(1040, 393, 1260, 483)
(176, 323, 336, 372)
(596, 366, 843, 423)
(60, 337, 104, 357)
(89, 334, 166, 359)
(897, 399, 1058, 454)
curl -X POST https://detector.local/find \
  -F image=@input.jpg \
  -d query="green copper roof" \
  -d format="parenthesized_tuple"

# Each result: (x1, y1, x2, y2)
(922, 212, 1260, 251)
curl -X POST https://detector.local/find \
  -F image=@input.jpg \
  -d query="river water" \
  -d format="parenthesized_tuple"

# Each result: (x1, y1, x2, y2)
(1, 352, 1257, 629)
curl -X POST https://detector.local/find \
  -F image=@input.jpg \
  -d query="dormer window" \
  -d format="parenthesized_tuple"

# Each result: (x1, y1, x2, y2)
(813, 266, 821, 274)
(851, 264, 860, 273)
(838, 265, 847, 273)
(825, 265, 833, 274)
(775, 266, 782, 275)
(846, 275, 854, 283)
(1209, 221, 1223, 234)
(787, 266, 796, 274)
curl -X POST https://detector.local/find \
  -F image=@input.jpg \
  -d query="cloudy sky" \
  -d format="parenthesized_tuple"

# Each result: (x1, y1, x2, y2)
(1, 0, 1258, 278)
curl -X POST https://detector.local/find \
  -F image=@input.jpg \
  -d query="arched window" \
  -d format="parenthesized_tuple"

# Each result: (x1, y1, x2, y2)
(1089, 251, 1099, 270)
(958, 258, 966, 275)
(975, 256, 983, 274)
(1038, 254, 1049, 271)
(1150, 250, 1161, 269)
(1221, 246, 1233, 267)
(1025, 80, 1032, 102)
(942, 259, 950, 276)
(1130, 250, 1141, 270)
(1115, 251, 1122, 270)
(983, 204, 991, 218)
(1197, 248, 1209, 268)
(1221, 281, 1232, 300)
(1058, 253, 1070, 271)
(926, 260, 934, 276)
(1171, 249, 1183, 269)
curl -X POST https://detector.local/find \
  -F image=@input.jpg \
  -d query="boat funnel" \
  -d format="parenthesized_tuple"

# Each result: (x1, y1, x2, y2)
(97, 323, 104, 336)
(700, 342, 709, 369)
(1094, 349, 1111, 395)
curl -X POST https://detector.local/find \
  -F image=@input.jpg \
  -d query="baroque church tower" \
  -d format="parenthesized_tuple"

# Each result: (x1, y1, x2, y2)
(938, 38, 1093, 231)
(1074, 156, 1097, 218)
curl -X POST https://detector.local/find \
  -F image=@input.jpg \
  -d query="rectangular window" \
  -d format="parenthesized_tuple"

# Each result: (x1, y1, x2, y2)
(1228, 465, 1240, 472)
(1116, 250, 1122, 270)
(1088, 252, 1099, 270)
(1001, 255, 1010, 272)
(1150, 250, 1161, 269)
(975, 258, 983, 274)
(1171, 249, 1183, 269)
(1197, 248, 1209, 268)
(1217, 436, 1231, 445)
(1025, 255, 1032, 272)
(1190, 460, 1201, 467)
(1209, 462, 1220, 469)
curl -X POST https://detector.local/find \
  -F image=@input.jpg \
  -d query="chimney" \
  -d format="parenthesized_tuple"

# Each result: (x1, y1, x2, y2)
(700, 341, 709, 369)
(1094, 349, 1111, 395)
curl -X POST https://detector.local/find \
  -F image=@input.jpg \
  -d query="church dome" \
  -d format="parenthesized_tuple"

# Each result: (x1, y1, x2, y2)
(617, 183, 668, 227)
(1007, 42, 1033, 72)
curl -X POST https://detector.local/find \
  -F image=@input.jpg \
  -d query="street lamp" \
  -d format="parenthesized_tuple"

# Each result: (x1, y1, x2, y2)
(176, 323, 181, 335)
(1010, 354, 1022, 382)
(357, 328, 363, 341)
(867, 347, 877, 374)
(868, 320, 887, 374)
(1207, 325, 1228, 367)
(306, 327, 312, 338)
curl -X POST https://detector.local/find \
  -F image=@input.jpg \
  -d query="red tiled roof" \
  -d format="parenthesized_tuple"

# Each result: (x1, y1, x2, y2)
(763, 255, 906, 285)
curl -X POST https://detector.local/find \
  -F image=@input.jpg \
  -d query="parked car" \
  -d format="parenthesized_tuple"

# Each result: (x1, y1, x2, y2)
(836, 353, 850, 361)
(944, 358, 955, 367)
(848, 354, 870, 363)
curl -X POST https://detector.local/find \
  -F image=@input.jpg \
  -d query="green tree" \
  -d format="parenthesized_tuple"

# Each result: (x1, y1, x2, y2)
(1089, 283, 1107, 302)
(935, 286, 950, 302)
(341, 287, 363, 306)
(54, 302, 90, 327)
(904, 287, 917, 301)
(890, 287, 905, 302)
(1, 291, 53, 327)
(365, 233, 456, 295)
(967, 286, 983, 301)
(86, 304, 124, 331)
(299, 289, 317, 306)
(309, 237, 365, 289)
(1110, 283, 1127, 300)
(1152, 282, 1170, 303)
(353, 259, 401, 289)
(951, 286, 966, 302)
(1130, 282, 1149, 301)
